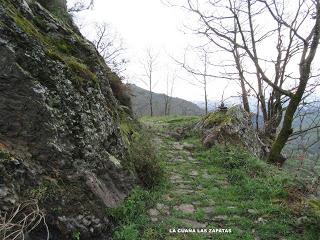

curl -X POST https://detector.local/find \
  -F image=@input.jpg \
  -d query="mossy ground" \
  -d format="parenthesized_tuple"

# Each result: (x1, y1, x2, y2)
(111, 116, 320, 240)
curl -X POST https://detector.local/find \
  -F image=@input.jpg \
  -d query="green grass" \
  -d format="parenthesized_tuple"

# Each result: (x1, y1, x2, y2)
(111, 115, 320, 240)
(140, 115, 200, 129)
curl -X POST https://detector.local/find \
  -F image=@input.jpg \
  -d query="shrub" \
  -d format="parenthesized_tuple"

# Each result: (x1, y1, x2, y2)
(114, 224, 139, 240)
(107, 71, 131, 108)
(129, 132, 163, 188)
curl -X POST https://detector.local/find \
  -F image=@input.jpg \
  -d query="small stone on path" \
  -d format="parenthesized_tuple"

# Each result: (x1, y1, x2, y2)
(173, 189, 195, 194)
(174, 204, 195, 214)
(148, 208, 160, 217)
(170, 174, 182, 181)
(248, 209, 258, 215)
(202, 172, 211, 179)
(156, 203, 170, 215)
(202, 207, 214, 214)
(173, 142, 184, 150)
(190, 170, 198, 177)
(213, 215, 228, 221)
(151, 217, 158, 222)
(178, 219, 206, 228)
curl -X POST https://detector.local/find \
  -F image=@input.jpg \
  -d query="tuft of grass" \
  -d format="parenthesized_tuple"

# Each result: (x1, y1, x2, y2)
(109, 185, 168, 240)
(66, 58, 98, 83)
(45, 50, 98, 86)
(46, 49, 64, 62)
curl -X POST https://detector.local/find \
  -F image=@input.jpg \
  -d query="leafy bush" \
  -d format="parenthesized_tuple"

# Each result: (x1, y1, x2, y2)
(129, 132, 163, 188)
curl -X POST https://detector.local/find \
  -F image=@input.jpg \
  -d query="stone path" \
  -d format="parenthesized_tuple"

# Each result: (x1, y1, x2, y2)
(147, 139, 230, 231)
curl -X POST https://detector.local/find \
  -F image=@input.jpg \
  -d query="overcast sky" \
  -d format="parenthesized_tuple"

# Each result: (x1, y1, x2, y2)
(67, 0, 319, 105)
(67, 0, 241, 104)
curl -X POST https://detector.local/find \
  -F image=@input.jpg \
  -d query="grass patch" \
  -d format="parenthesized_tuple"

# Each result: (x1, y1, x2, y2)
(109, 184, 168, 240)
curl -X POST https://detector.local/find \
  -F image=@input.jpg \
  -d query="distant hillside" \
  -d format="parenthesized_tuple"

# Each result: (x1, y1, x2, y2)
(128, 84, 204, 117)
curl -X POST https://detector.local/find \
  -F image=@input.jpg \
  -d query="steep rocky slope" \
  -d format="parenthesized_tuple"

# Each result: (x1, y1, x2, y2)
(0, 0, 138, 239)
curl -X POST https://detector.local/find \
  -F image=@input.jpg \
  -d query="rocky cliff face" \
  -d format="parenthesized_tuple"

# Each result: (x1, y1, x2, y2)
(0, 0, 136, 239)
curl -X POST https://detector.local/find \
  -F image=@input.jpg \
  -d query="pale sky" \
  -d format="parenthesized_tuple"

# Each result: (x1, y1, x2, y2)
(67, 0, 319, 105)
(67, 0, 239, 104)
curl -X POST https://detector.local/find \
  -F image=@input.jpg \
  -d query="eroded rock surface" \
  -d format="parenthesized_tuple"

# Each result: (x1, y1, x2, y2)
(0, 1, 136, 239)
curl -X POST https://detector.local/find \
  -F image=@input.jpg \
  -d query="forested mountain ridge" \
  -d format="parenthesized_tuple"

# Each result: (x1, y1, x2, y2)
(128, 84, 204, 117)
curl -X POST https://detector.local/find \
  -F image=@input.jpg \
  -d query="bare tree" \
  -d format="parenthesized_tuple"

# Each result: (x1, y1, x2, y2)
(173, 0, 320, 165)
(175, 47, 211, 114)
(140, 49, 158, 117)
(163, 71, 176, 115)
(92, 22, 127, 75)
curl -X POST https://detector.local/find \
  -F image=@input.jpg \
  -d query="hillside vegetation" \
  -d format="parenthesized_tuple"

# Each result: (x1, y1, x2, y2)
(109, 115, 320, 240)
(128, 84, 204, 117)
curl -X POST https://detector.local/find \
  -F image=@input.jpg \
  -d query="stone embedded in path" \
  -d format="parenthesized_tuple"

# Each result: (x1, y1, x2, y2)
(202, 172, 211, 179)
(190, 170, 198, 177)
(156, 203, 170, 215)
(177, 184, 192, 189)
(171, 156, 185, 162)
(173, 189, 195, 195)
(178, 219, 206, 228)
(248, 209, 258, 215)
(148, 208, 160, 217)
(187, 156, 199, 163)
(173, 142, 184, 150)
(202, 207, 215, 214)
(213, 215, 228, 222)
(173, 179, 192, 184)
(151, 217, 158, 222)
(174, 204, 195, 214)
(170, 174, 182, 182)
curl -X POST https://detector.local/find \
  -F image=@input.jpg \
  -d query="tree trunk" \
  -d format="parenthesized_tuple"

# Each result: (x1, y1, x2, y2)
(149, 91, 153, 117)
(204, 52, 208, 115)
(240, 78, 250, 113)
(269, 65, 315, 165)
(232, 38, 250, 113)
(204, 86, 208, 115)
(268, 2, 320, 165)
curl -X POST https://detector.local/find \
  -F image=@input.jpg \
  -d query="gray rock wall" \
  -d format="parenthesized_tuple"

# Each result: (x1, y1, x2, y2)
(0, 1, 136, 239)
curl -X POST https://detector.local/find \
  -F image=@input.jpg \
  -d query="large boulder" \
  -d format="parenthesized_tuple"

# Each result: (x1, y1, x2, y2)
(0, 1, 136, 239)
(196, 105, 268, 158)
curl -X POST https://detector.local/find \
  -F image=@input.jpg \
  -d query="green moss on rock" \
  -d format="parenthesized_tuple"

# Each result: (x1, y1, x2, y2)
(202, 111, 232, 128)
(309, 200, 320, 216)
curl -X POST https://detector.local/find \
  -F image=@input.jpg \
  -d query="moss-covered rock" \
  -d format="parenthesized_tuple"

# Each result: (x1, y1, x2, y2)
(201, 110, 232, 128)
(196, 106, 268, 157)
